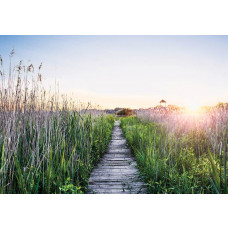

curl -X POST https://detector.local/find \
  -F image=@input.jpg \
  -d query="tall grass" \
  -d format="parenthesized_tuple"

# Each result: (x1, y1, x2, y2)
(0, 53, 114, 193)
(121, 108, 228, 194)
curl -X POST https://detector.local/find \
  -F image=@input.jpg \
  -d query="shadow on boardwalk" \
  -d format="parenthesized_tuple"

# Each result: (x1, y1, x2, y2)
(87, 120, 147, 194)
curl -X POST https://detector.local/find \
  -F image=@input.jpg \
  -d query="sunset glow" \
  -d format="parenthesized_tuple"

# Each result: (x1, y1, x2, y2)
(185, 103, 201, 112)
(0, 35, 227, 109)
(1, 35, 228, 196)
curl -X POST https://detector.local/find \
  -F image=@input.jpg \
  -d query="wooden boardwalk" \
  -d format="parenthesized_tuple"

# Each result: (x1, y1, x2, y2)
(88, 120, 147, 194)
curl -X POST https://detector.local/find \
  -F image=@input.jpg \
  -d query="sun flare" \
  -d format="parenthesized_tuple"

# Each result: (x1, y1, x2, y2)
(185, 103, 201, 112)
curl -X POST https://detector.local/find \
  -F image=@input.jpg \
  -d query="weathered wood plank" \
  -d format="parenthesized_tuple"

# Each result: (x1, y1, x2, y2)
(87, 120, 147, 194)
(91, 170, 140, 175)
(88, 188, 147, 194)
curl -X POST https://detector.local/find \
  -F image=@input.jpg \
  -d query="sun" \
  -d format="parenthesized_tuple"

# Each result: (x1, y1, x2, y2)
(185, 102, 201, 112)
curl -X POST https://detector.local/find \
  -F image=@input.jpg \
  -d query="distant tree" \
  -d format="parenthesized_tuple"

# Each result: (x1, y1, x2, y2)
(114, 107, 122, 112)
(160, 99, 167, 106)
(216, 102, 228, 110)
(116, 108, 135, 116)
(167, 105, 180, 112)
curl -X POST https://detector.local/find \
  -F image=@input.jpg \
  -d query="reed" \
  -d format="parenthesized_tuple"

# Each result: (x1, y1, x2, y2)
(121, 108, 228, 194)
(0, 53, 114, 193)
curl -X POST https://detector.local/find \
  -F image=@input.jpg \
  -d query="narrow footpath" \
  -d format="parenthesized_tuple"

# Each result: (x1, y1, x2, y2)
(88, 120, 147, 194)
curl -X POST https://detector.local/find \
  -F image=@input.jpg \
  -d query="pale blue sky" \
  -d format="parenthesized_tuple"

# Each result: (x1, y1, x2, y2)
(0, 35, 227, 108)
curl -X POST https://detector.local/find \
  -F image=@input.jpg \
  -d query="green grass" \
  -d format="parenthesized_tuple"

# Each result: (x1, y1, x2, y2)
(0, 53, 115, 194)
(120, 117, 227, 194)
(0, 113, 114, 194)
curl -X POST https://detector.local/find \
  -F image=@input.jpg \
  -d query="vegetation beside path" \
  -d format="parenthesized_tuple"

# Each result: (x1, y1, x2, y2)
(121, 117, 227, 194)
(0, 111, 114, 194)
(0, 54, 115, 194)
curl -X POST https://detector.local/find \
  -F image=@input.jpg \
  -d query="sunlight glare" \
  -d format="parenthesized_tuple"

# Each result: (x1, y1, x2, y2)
(185, 102, 201, 113)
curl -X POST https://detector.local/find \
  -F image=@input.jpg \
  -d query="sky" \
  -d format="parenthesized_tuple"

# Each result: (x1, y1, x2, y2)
(0, 35, 228, 109)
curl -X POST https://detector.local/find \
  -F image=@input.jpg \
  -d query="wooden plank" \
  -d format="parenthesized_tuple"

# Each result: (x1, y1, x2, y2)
(88, 187, 147, 193)
(87, 120, 147, 194)
(88, 188, 147, 194)
(89, 176, 142, 181)
(91, 170, 140, 174)
(89, 182, 146, 187)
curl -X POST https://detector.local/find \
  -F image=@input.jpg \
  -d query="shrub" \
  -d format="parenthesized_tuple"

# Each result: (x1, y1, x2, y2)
(116, 108, 135, 116)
